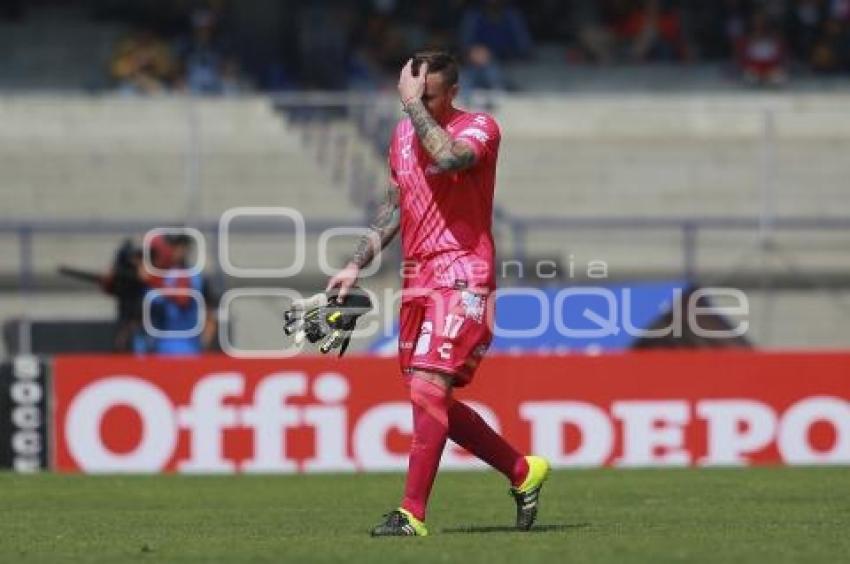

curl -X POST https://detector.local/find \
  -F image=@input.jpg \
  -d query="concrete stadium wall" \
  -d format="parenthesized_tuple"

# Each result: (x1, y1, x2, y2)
(0, 93, 848, 351)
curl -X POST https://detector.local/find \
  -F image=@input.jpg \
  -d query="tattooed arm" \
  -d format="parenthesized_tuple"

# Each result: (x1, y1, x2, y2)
(326, 183, 401, 299)
(403, 99, 477, 172)
(350, 183, 401, 268)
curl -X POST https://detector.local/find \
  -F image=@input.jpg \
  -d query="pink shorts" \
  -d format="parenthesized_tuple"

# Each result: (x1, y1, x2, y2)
(398, 287, 493, 386)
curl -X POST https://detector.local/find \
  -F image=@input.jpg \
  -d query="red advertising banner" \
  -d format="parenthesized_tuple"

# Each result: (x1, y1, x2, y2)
(51, 352, 850, 473)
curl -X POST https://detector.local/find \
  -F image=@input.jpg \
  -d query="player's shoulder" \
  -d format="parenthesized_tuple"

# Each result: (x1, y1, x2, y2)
(459, 110, 501, 137)
(467, 110, 499, 125)
(453, 110, 501, 148)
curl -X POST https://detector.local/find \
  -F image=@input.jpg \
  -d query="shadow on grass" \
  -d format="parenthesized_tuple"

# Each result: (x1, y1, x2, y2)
(442, 523, 589, 534)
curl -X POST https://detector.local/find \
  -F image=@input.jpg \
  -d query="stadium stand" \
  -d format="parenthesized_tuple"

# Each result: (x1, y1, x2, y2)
(0, 5, 121, 91)
(0, 96, 357, 218)
(494, 94, 850, 280)
(0, 95, 368, 356)
(0, 95, 361, 275)
(2, 92, 849, 353)
(497, 94, 850, 217)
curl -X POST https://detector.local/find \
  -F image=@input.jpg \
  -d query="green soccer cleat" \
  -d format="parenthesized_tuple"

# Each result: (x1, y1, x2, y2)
(510, 455, 551, 530)
(370, 508, 428, 537)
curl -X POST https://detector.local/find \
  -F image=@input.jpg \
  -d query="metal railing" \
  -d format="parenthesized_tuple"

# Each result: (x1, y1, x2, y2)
(502, 215, 850, 284)
(0, 217, 366, 293)
(2, 215, 849, 292)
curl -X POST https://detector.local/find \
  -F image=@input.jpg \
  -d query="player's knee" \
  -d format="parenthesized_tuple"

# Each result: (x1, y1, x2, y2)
(410, 370, 454, 392)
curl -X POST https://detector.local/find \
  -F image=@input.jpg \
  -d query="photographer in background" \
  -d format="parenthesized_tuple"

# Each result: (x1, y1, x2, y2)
(65, 234, 219, 355)
(97, 238, 149, 352)
(142, 234, 220, 356)
(98, 234, 184, 353)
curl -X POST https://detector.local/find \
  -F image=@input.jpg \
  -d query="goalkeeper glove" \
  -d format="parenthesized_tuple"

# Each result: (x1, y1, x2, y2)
(283, 287, 372, 356)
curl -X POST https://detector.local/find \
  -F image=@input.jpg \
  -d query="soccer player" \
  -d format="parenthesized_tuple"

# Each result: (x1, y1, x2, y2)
(326, 51, 550, 537)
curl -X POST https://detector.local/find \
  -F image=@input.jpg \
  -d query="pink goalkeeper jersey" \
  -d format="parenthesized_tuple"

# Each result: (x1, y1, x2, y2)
(389, 108, 501, 291)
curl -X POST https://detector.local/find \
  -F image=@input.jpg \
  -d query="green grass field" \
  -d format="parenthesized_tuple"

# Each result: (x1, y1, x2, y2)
(1, 467, 848, 563)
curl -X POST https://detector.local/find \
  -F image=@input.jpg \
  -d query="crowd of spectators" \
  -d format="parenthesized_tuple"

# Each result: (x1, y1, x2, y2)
(300, 0, 850, 90)
(48, 0, 850, 92)
(109, 5, 246, 95)
(682, 0, 850, 85)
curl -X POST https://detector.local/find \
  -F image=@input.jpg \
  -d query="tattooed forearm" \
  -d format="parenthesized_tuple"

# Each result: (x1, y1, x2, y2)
(405, 99, 451, 155)
(350, 183, 401, 268)
(403, 100, 476, 172)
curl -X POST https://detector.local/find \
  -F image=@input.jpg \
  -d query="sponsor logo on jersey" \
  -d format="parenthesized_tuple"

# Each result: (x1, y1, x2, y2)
(461, 291, 485, 323)
(458, 127, 489, 143)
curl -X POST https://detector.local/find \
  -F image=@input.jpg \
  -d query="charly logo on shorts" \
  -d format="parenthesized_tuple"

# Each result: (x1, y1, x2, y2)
(413, 321, 433, 356)
(461, 291, 485, 323)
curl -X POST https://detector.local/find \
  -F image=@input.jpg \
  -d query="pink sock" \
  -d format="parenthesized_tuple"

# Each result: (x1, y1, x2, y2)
(401, 377, 450, 522)
(448, 400, 528, 487)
